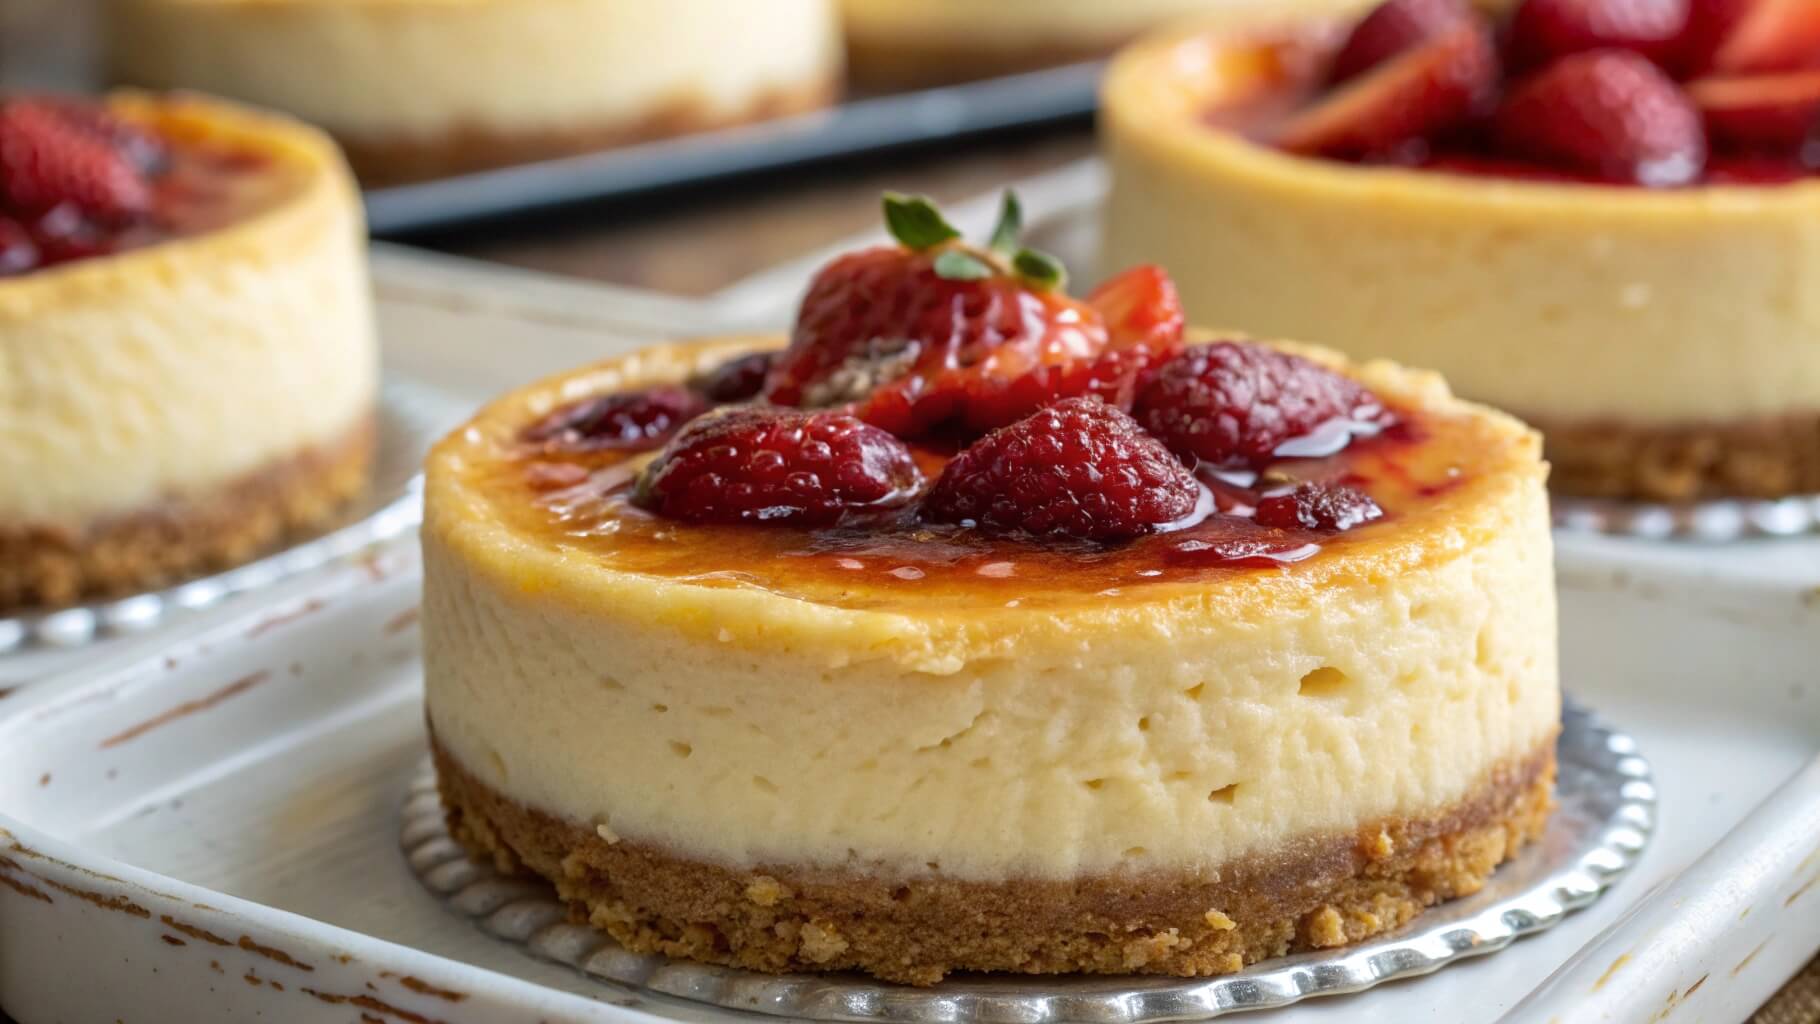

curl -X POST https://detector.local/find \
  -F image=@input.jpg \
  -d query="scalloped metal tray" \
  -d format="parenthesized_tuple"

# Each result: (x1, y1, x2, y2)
(400, 703, 1652, 1023)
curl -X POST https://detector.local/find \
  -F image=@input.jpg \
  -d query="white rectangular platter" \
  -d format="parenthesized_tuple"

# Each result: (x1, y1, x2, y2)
(0, 237, 1816, 1023)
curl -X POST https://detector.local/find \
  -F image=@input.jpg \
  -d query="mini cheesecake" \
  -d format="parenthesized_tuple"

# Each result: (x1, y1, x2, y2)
(424, 196, 1557, 985)
(1103, 0, 1820, 501)
(0, 92, 377, 608)
(105, 0, 844, 184)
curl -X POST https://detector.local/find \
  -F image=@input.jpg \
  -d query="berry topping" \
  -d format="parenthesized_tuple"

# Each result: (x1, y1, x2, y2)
(769, 192, 1187, 437)
(1705, 0, 1820, 74)
(690, 349, 777, 404)
(1328, 0, 1479, 84)
(0, 97, 153, 226)
(634, 407, 923, 526)
(521, 386, 707, 454)
(1506, 0, 1692, 70)
(1134, 342, 1378, 469)
(1687, 70, 1820, 154)
(1277, 24, 1500, 160)
(1255, 482, 1386, 531)
(923, 397, 1200, 542)
(0, 216, 38, 276)
(1491, 50, 1707, 184)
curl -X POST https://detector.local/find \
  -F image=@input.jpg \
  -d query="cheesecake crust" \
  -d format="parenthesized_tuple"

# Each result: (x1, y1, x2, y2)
(339, 76, 839, 186)
(0, 414, 376, 610)
(1537, 412, 1820, 501)
(435, 736, 1556, 987)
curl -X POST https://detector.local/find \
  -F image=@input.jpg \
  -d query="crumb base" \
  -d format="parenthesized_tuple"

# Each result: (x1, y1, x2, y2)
(0, 413, 376, 610)
(435, 735, 1555, 986)
(1537, 412, 1820, 501)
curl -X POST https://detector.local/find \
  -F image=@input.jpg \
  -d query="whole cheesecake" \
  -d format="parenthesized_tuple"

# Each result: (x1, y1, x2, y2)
(105, 0, 843, 184)
(1103, 0, 1820, 500)
(424, 196, 1558, 985)
(0, 92, 377, 608)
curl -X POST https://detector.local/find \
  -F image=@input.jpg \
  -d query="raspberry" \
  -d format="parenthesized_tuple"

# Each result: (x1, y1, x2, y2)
(923, 397, 1200, 542)
(1255, 483, 1385, 531)
(0, 98, 153, 225)
(0, 216, 39, 275)
(634, 407, 922, 526)
(1328, 0, 1479, 84)
(1134, 342, 1378, 469)
(1506, 0, 1692, 70)
(521, 386, 706, 454)
(1491, 50, 1706, 185)
(690, 350, 777, 404)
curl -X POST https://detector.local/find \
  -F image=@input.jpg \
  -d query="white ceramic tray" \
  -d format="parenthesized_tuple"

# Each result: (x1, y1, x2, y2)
(0, 533, 1814, 1024)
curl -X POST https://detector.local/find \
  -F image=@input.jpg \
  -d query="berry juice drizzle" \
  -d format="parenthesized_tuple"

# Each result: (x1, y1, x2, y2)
(484, 402, 1501, 612)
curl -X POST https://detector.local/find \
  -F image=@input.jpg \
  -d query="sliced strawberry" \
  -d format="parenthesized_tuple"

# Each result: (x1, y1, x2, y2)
(1327, 0, 1479, 84)
(0, 98, 152, 225)
(1506, 0, 1691, 69)
(1688, 70, 1820, 152)
(1676, 0, 1756, 73)
(1277, 24, 1499, 159)
(1492, 50, 1706, 184)
(1087, 264, 1185, 352)
(1709, 0, 1820, 73)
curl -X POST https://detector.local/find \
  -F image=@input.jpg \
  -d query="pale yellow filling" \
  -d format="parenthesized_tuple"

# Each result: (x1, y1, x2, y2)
(106, 0, 842, 140)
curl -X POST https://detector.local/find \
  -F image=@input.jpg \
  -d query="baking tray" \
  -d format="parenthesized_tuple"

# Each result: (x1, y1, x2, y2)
(364, 63, 1100, 236)
(0, 531, 1814, 1024)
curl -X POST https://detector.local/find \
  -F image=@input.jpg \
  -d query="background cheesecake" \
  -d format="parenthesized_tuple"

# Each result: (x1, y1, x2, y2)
(104, 0, 844, 184)
(0, 92, 377, 608)
(1103, 0, 1820, 501)
(423, 199, 1558, 985)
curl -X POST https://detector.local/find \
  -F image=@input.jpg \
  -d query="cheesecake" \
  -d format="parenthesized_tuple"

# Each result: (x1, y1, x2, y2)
(0, 92, 377, 609)
(424, 195, 1558, 985)
(1103, 0, 1820, 501)
(104, 0, 844, 184)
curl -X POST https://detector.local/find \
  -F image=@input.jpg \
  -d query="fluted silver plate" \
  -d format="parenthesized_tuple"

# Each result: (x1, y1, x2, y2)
(0, 378, 454, 654)
(402, 701, 1653, 1023)
(1553, 493, 1820, 541)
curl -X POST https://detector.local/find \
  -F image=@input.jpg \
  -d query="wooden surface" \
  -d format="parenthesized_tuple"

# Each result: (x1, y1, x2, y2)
(0, 1, 1815, 1021)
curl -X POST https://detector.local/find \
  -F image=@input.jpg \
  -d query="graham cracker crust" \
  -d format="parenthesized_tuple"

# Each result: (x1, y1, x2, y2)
(340, 77, 839, 186)
(0, 413, 376, 610)
(434, 736, 1556, 986)
(1536, 412, 1820, 501)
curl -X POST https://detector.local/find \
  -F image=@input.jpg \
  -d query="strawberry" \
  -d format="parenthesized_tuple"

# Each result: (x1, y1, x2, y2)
(769, 192, 1188, 438)
(1491, 50, 1707, 184)
(1505, 0, 1692, 69)
(1254, 482, 1384, 531)
(1688, 70, 1820, 152)
(1277, 24, 1499, 159)
(0, 98, 153, 225)
(1707, 0, 1820, 73)
(633, 407, 922, 526)
(922, 397, 1200, 542)
(1676, 0, 1757, 73)
(1328, 0, 1479, 84)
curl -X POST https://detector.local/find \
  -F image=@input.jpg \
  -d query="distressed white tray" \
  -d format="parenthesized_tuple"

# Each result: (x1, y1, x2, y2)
(0, 534, 1814, 1024)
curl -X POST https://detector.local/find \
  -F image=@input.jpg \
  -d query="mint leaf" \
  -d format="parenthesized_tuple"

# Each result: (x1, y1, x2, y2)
(1012, 248, 1067, 291)
(988, 191, 1023, 256)
(882, 192, 961, 250)
(933, 249, 994, 281)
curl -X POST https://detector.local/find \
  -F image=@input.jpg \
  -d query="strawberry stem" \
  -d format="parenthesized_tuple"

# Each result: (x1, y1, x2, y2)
(882, 192, 961, 250)
(932, 249, 994, 281)
(988, 191, 1023, 257)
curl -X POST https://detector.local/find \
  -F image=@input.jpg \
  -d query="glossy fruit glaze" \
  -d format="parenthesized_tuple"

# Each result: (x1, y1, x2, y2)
(461, 363, 1518, 612)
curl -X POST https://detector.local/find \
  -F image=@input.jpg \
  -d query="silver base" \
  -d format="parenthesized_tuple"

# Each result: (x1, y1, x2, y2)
(0, 378, 456, 653)
(1553, 493, 1820, 541)
(402, 701, 1654, 1023)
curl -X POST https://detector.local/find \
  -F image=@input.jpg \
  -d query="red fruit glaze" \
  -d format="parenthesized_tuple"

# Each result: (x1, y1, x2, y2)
(1506, 0, 1691, 69)
(521, 386, 707, 454)
(1255, 482, 1386, 531)
(690, 349, 777, 403)
(768, 246, 1107, 437)
(0, 98, 152, 225)
(634, 407, 922, 527)
(1135, 342, 1380, 469)
(1492, 50, 1707, 184)
(1277, 24, 1500, 159)
(923, 397, 1200, 542)
(1328, 0, 1478, 84)
(1688, 70, 1820, 153)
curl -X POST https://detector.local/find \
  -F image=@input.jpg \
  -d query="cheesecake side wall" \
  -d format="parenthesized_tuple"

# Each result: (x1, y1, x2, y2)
(421, 464, 1559, 883)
